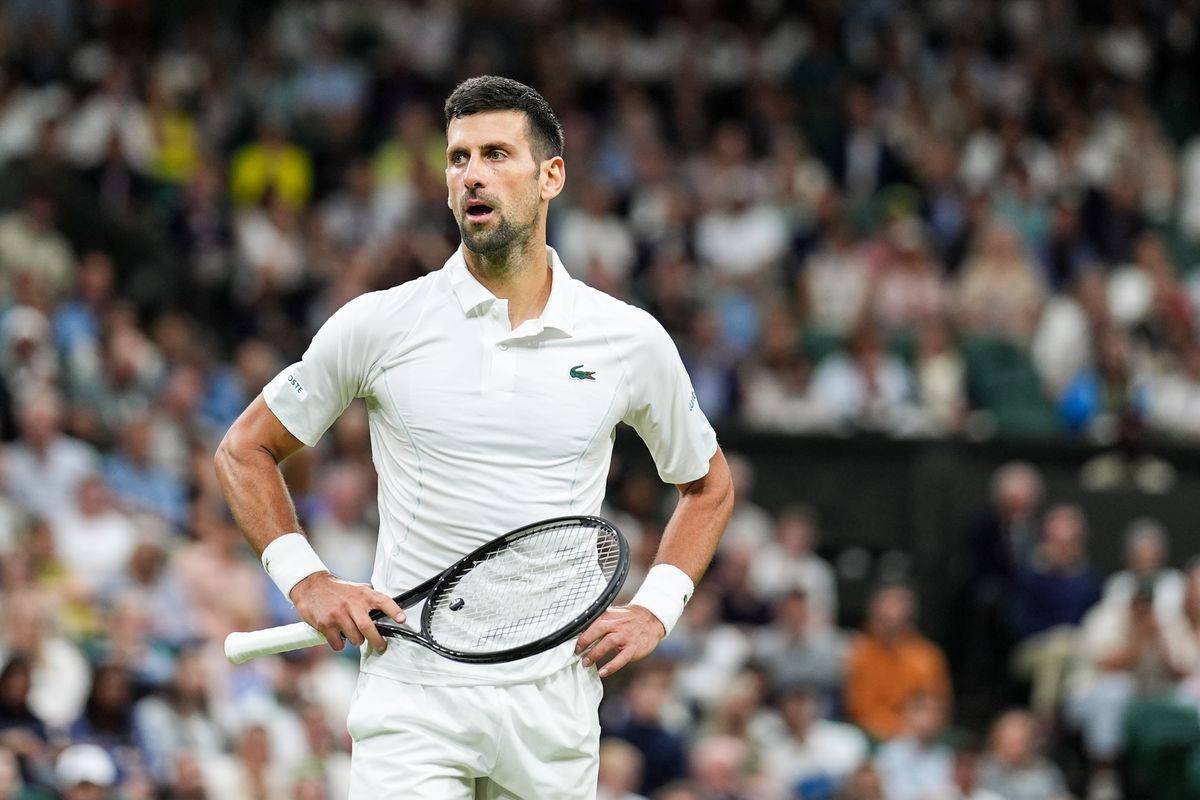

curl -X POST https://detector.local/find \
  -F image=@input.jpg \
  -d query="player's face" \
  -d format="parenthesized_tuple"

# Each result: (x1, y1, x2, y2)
(446, 110, 560, 257)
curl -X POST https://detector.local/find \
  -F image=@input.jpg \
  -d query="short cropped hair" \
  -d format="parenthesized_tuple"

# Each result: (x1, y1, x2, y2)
(444, 75, 564, 161)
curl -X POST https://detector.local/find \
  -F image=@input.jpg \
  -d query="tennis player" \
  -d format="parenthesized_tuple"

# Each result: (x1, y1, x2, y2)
(214, 75, 734, 799)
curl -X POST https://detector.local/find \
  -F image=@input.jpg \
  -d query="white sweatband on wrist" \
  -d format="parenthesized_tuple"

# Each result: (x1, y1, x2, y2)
(261, 533, 329, 602)
(628, 563, 695, 636)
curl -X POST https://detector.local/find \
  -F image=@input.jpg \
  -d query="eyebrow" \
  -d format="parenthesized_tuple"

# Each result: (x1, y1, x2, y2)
(446, 140, 519, 156)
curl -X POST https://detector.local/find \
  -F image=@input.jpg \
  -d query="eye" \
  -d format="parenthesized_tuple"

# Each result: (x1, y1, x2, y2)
(488, 149, 506, 160)
(449, 152, 467, 166)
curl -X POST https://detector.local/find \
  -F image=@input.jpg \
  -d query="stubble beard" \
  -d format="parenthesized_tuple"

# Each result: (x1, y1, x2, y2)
(458, 204, 539, 279)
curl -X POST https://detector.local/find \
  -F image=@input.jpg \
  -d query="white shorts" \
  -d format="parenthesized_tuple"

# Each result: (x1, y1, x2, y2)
(346, 660, 604, 799)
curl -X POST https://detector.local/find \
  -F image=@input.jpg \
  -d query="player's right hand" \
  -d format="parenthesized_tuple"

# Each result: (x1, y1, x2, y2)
(290, 572, 405, 654)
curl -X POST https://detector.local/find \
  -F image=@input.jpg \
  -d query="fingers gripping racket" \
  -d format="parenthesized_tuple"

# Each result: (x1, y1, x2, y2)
(225, 516, 629, 665)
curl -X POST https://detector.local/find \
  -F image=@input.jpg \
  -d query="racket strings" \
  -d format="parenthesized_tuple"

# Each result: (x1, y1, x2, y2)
(425, 520, 622, 653)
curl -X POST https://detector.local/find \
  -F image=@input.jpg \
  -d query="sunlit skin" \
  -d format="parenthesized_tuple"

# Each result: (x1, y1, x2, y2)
(445, 110, 564, 323)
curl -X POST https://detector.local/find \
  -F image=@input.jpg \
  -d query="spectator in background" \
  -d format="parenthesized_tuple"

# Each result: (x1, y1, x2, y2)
(1064, 580, 1191, 791)
(131, 646, 224, 787)
(809, 319, 919, 434)
(738, 306, 826, 433)
(955, 220, 1045, 344)
(603, 662, 688, 797)
(173, 502, 267, 641)
(0, 591, 90, 731)
(1102, 518, 1185, 618)
(597, 738, 649, 800)
(0, 308, 58, 406)
(800, 215, 871, 337)
(0, 192, 75, 302)
(758, 685, 868, 799)
(318, 158, 402, 255)
(687, 734, 764, 800)
(556, 175, 637, 296)
(0, 744, 46, 800)
(1037, 195, 1098, 294)
(1173, 559, 1200, 708)
(233, 190, 308, 309)
(914, 315, 967, 434)
(959, 462, 1044, 706)
(203, 723, 289, 800)
(49, 476, 137, 598)
(372, 103, 445, 197)
(870, 217, 948, 337)
(1058, 327, 1146, 440)
(1032, 270, 1109, 402)
(1010, 504, 1102, 722)
(874, 693, 955, 800)
(67, 665, 137, 774)
(4, 394, 99, 523)
(1146, 340, 1200, 440)
(664, 588, 752, 715)
(845, 582, 952, 741)
(829, 83, 908, 209)
(0, 658, 49, 788)
(53, 251, 116, 377)
(228, 116, 313, 210)
(697, 670, 768, 769)
(304, 463, 375, 584)
(752, 589, 846, 705)
(102, 414, 187, 528)
(977, 711, 1070, 800)
(711, 546, 773, 628)
(749, 505, 838, 624)
(53, 744, 116, 800)
(947, 741, 1005, 800)
(67, 314, 163, 442)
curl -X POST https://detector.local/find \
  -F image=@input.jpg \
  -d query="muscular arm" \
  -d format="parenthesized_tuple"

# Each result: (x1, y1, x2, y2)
(651, 446, 735, 584)
(576, 446, 734, 676)
(213, 395, 306, 556)
(214, 395, 403, 651)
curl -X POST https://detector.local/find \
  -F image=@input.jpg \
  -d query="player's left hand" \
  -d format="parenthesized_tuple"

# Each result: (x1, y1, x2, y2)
(575, 604, 666, 677)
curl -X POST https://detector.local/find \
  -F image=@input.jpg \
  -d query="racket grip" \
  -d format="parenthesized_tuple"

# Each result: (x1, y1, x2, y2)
(224, 621, 329, 664)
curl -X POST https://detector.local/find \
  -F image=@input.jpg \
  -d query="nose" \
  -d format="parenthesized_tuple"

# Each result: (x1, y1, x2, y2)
(462, 155, 485, 189)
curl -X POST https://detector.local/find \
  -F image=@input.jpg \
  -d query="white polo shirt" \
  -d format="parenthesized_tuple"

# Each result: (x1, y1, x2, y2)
(262, 245, 717, 685)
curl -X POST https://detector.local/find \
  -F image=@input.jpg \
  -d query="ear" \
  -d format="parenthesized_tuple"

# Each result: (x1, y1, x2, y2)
(540, 156, 565, 202)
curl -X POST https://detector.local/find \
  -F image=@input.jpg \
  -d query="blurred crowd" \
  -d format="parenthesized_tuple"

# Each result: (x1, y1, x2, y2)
(592, 457, 1200, 800)
(0, 0, 1197, 799)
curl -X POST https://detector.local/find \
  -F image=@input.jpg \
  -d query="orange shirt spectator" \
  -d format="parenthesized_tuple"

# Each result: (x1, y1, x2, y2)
(845, 583, 952, 740)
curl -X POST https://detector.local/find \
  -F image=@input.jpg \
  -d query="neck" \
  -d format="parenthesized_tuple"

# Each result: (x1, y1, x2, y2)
(463, 238, 552, 328)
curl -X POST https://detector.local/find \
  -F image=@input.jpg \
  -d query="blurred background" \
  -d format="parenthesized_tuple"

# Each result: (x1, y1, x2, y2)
(2, 0, 1200, 799)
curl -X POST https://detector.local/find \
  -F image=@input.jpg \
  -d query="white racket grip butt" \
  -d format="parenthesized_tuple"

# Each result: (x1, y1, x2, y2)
(224, 621, 328, 664)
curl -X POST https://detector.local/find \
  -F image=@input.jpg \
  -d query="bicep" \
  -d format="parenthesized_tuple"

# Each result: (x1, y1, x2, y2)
(221, 395, 306, 465)
(674, 447, 732, 499)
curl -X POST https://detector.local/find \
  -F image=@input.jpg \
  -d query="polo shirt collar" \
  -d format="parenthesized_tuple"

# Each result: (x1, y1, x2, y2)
(446, 245, 576, 337)
(540, 246, 576, 336)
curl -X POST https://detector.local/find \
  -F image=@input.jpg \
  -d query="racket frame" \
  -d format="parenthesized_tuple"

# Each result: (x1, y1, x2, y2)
(368, 515, 630, 664)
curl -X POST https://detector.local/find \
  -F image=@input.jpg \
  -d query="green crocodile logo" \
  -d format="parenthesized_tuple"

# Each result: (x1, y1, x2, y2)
(569, 364, 596, 381)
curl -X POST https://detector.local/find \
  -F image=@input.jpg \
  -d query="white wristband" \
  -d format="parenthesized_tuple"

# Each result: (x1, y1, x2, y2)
(261, 533, 329, 602)
(628, 564, 694, 637)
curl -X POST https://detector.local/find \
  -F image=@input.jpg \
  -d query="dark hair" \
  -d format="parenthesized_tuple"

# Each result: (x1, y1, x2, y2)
(444, 76, 564, 161)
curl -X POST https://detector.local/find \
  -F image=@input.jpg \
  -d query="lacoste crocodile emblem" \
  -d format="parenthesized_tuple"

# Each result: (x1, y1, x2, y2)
(569, 364, 596, 381)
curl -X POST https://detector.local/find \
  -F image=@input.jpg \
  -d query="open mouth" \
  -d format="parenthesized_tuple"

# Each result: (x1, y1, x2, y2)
(465, 200, 494, 223)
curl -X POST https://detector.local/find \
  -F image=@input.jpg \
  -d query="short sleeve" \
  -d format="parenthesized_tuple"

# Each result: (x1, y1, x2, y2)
(262, 293, 382, 447)
(621, 311, 718, 484)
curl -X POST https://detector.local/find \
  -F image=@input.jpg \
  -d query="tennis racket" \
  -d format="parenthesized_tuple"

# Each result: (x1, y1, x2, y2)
(224, 515, 629, 665)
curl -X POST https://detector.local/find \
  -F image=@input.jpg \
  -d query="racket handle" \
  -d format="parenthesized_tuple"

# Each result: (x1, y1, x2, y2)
(224, 621, 328, 664)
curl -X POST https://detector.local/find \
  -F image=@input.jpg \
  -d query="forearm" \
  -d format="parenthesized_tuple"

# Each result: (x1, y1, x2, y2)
(214, 434, 303, 556)
(653, 448, 734, 583)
